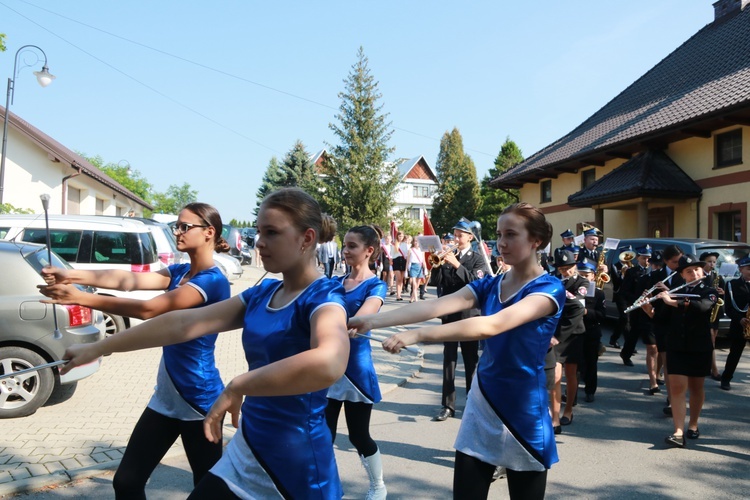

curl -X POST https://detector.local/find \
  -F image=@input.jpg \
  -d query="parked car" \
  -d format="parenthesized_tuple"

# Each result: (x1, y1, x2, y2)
(165, 221, 244, 281)
(0, 240, 104, 418)
(0, 214, 164, 336)
(602, 237, 750, 336)
(132, 217, 184, 267)
(241, 227, 257, 247)
(222, 223, 251, 265)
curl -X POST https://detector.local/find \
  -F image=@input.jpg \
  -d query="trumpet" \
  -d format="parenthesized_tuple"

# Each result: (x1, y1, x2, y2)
(429, 243, 458, 267)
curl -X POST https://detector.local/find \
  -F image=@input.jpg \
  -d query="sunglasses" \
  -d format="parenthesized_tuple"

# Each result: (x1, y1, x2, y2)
(172, 222, 209, 235)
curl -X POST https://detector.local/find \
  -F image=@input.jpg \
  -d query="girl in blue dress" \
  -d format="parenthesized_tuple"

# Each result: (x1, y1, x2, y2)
(326, 225, 388, 499)
(350, 202, 565, 500)
(60, 188, 350, 499)
(41, 203, 231, 498)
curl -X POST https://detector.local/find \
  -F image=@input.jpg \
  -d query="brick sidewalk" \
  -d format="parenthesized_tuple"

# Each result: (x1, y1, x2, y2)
(0, 266, 425, 497)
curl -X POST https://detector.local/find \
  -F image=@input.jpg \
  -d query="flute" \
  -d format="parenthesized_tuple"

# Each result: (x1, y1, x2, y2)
(624, 278, 703, 313)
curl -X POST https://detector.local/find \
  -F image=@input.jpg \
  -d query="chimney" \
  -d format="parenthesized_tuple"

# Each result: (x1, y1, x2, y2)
(713, 0, 750, 22)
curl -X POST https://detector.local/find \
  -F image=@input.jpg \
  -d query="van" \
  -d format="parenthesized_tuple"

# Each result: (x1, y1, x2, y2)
(602, 237, 750, 336)
(0, 214, 163, 336)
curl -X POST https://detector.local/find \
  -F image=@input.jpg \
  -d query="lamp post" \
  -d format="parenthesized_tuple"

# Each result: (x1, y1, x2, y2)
(0, 45, 55, 205)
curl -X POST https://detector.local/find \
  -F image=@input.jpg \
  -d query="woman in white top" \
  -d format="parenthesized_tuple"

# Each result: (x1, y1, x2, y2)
(406, 236, 427, 303)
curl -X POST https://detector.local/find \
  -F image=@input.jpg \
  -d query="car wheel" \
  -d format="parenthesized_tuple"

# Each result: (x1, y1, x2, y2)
(0, 347, 55, 418)
(102, 312, 126, 336)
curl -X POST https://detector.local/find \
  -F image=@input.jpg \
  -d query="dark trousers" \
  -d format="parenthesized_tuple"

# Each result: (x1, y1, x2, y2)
(453, 451, 547, 500)
(442, 340, 479, 411)
(722, 332, 748, 382)
(189, 472, 239, 499)
(582, 333, 601, 395)
(622, 311, 650, 359)
(113, 407, 222, 499)
(610, 293, 629, 343)
(325, 399, 378, 457)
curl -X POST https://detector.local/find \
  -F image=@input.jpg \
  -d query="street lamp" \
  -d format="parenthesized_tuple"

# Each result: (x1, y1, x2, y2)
(0, 45, 56, 205)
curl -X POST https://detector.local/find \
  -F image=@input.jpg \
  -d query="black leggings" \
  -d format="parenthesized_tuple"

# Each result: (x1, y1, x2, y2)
(113, 407, 222, 500)
(325, 399, 378, 457)
(188, 472, 239, 499)
(454, 451, 547, 500)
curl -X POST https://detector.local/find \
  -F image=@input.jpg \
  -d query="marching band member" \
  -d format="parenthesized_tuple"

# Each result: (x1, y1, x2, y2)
(577, 257, 606, 403)
(645, 254, 717, 448)
(577, 227, 599, 263)
(719, 256, 750, 391)
(428, 219, 489, 422)
(608, 245, 634, 349)
(699, 251, 725, 380)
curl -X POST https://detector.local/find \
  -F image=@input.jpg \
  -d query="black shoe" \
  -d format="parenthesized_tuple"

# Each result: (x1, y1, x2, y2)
(419, 294, 426, 300)
(720, 380, 731, 391)
(632, 349, 638, 354)
(609, 340, 621, 349)
(686, 428, 700, 439)
(554, 425, 562, 435)
(649, 386, 661, 395)
(585, 393, 595, 403)
(665, 434, 685, 448)
(491, 466, 506, 482)
(656, 377, 665, 386)
(710, 374, 722, 381)
(434, 407, 454, 421)
(560, 415, 574, 426)
(620, 353, 634, 366)
(663, 405, 672, 416)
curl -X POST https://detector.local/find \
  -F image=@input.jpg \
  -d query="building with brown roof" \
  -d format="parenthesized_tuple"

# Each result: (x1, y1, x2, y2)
(0, 106, 152, 215)
(491, 0, 750, 242)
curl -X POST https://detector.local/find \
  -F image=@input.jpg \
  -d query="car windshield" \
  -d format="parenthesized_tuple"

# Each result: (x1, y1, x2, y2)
(700, 246, 750, 278)
(23, 245, 72, 273)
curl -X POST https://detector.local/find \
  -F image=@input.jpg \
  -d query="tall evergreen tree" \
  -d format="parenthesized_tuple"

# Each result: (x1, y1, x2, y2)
(254, 156, 284, 218)
(476, 137, 523, 239)
(431, 128, 481, 234)
(319, 47, 399, 230)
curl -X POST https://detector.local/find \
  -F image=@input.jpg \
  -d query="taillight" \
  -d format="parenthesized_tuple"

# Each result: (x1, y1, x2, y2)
(131, 264, 151, 272)
(235, 233, 242, 251)
(159, 252, 174, 266)
(65, 304, 92, 326)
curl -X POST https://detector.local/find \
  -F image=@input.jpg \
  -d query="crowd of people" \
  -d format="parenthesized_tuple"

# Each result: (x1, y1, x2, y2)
(37, 187, 748, 499)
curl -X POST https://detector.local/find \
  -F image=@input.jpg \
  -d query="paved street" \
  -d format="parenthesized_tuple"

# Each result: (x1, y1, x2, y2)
(1, 266, 749, 498)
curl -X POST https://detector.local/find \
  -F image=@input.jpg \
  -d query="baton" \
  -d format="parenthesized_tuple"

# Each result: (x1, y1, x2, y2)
(40, 194, 62, 340)
(353, 332, 424, 357)
(0, 359, 68, 380)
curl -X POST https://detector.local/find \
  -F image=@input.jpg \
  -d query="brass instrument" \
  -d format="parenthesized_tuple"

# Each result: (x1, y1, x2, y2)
(429, 243, 458, 268)
(594, 248, 610, 288)
(467, 219, 496, 277)
(619, 250, 636, 268)
(709, 271, 725, 323)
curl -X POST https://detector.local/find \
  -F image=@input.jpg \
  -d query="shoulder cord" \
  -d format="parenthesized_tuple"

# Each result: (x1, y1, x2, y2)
(728, 280, 750, 313)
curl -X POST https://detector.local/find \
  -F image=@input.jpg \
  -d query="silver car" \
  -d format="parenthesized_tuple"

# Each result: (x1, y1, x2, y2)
(0, 241, 104, 418)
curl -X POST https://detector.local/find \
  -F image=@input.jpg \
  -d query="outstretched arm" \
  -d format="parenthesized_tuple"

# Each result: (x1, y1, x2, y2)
(382, 294, 556, 352)
(60, 296, 246, 374)
(40, 282, 206, 320)
(203, 305, 349, 441)
(42, 266, 171, 291)
(348, 286, 477, 333)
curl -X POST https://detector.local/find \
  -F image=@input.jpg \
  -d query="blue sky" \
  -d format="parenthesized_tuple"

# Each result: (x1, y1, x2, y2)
(1, 0, 713, 222)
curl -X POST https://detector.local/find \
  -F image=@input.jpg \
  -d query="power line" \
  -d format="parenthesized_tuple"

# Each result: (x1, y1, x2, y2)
(7, 0, 495, 158)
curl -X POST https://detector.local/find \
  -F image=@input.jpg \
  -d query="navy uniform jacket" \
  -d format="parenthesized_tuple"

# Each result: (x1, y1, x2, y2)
(724, 277, 750, 336)
(578, 247, 599, 263)
(556, 274, 588, 339)
(665, 281, 717, 353)
(583, 288, 605, 338)
(432, 247, 489, 323)
(651, 268, 685, 326)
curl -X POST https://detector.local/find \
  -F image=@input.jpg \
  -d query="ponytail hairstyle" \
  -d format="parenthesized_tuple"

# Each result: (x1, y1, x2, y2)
(347, 225, 382, 263)
(500, 202, 553, 250)
(182, 202, 230, 253)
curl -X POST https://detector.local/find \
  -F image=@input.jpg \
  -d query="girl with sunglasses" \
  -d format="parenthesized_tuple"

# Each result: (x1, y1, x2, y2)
(40, 203, 231, 498)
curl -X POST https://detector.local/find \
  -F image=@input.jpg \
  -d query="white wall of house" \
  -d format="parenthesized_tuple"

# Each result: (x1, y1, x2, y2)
(393, 178, 436, 220)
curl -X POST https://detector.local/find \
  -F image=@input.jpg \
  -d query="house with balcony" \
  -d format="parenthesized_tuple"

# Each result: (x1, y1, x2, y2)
(0, 106, 151, 216)
(491, 0, 750, 243)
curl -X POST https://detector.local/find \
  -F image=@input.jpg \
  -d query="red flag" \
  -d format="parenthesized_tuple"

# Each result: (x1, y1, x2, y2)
(390, 220, 399, 242)
(423, 212, 437, 270)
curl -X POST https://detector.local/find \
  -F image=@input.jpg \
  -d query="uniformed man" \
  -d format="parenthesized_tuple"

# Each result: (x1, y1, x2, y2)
(430, 219, 489, 421)
(719, 255, 750, 390)
(578, 227, 600, 263)
(577, 257, 606, 403)
(609, 245, 634, 349)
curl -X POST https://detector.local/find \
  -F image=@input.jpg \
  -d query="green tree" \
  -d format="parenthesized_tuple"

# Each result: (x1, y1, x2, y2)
(83, 154, 153, 202)
(254, 156, 285, 218)
(280, 140, 320, 195)
(0, 34, 6, 52)
(476, 137, 523, 239)
(430, 128, 481, 234)
(0, 202, 33, 214)
(151, 183, 198, 214)
(319, 47, 399, 230)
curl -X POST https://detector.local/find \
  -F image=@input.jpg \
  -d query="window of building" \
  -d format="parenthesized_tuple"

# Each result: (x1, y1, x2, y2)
(581, 169, 596, 189)
(67, 187, 81, 215)
(96, 198, 104, 215)
(413, 185, 433, 198)
(406, 208, 421, 220)
(718, 211, 742, 241)
(715, 129, 743, 168)
(540, 180, 552, 204)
